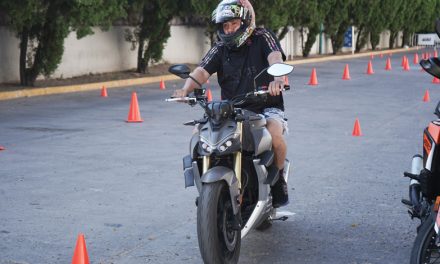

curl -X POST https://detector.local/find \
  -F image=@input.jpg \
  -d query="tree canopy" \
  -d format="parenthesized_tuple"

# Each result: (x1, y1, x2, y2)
(0, 0, 126, 86)
(2, 0, 440, 86)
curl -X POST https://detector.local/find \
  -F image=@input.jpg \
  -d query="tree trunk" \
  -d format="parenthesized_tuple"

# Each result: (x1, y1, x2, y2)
(355, 26, 364, 53)
(370, 32, 380, 50)
(402, 31, 411, 47)
(299, 27, 305, 56)
(389, 31, 397, 49)
(303, 25, 319, 57)
(137, 36, 146, 73)
(19, 29, 29, 86)
(277, 26, 289, 41)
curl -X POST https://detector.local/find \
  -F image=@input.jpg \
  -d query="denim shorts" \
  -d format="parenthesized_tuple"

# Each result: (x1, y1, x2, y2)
(263, 107, 289, 134)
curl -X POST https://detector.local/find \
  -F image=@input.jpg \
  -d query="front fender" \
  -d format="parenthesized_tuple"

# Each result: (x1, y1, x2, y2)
(201, 166, 240, 215)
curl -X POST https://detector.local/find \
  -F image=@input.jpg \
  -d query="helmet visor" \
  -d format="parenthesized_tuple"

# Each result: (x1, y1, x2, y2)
(214, 4, 243, 24)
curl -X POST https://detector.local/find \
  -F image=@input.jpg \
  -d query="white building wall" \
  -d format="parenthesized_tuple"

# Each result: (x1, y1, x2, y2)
(162, 25, 211, 64)
(53, 27, 137, 79)
(0, 27, 20, 82)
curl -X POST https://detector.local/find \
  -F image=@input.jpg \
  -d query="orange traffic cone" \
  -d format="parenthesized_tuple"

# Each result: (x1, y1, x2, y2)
(370, 53, 374, 60)
(126, 92, 143, 122)
(401, 56, 406, 67)
(160, 79, 166, 90)
(433, 77, 440, 84)
(385, 57, 392, 70)
(72, 234, 90, 264)
(366, 61, 374, 75)
(403, 58, 410, 71)
(206, 88, 213, 102)
(352, 119, 362, 136)
(308, 68, 318, 85)
(342, 64, 351, 80)
(380, 53, 384, 59)
(423, 90, 431, 102)
(101, 86, 108, 97)
(435, 50, 438, 58)
(413, 53, 419, 65)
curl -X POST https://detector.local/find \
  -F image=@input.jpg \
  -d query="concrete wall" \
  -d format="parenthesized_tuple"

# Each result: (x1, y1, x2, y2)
(0, 27, 20, 83)
(162, 25, 211, 64)
(0, 25, 400, 84)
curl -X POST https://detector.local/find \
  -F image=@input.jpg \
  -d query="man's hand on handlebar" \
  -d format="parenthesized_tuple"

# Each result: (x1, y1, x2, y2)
(268, 77, 285, 96)
(171, 88, 188, 98)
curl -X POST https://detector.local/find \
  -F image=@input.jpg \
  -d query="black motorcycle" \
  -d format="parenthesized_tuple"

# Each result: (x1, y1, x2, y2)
(167, 63, 293, 264)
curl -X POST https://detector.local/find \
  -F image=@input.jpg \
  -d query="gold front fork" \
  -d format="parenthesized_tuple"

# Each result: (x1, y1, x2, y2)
(202, 156, 210, 174)
(234, 121, 243, 189)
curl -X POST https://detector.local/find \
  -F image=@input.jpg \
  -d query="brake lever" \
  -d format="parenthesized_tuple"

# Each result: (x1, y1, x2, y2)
(403, 171, 420, 181)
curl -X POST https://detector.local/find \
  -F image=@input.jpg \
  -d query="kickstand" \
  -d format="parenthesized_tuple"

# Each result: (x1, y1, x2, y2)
(272, 216, 288, 221)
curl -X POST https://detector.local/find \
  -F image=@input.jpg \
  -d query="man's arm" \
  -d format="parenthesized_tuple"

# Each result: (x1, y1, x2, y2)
(267, 51, 285, 96)
(172, 67, 211, 98)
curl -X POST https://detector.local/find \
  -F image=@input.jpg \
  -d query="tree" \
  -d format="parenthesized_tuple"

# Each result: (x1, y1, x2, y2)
(364, 1, 386, 50)
(351, 0, 376, 52)
(125, 0, 193, 73)
(190, 0, 218, 47)
(289, 0, 323, 57)
(383, 0, 406, 49)
(402, 0, 437, 46)
(321, 0, 354, 54)
(253, 0, 300, 39)
(0, 0, 126, 86)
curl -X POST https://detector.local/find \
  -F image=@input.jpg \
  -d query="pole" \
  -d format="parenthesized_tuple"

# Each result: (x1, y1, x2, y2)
(319, 23, 323, 55)
(352, 26, 355, 55)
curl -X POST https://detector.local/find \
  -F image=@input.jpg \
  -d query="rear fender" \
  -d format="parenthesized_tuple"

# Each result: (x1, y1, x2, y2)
(201, 166, 240, 215)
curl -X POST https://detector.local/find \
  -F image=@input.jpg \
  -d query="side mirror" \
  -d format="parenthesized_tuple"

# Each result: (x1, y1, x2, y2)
(168, 64, 191, 79)
(435, 100, 440, 118)
(267, 63, 294, 77)
(420, 58, 440, 79)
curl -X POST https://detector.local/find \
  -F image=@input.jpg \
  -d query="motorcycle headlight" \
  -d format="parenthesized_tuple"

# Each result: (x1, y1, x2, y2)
(200, 133, 240, 154)
(200, 139, 216, 153)
(217, 135, 239, 153)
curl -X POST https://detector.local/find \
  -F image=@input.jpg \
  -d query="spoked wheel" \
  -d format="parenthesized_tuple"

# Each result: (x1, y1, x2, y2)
(411, 214, 440, 264)
(197, 181, 241, 264)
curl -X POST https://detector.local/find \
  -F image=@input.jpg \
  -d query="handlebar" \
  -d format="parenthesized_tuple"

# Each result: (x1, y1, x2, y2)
(166, 84, 291, 104)
(253, 85, 290, 95)
(165, 97, 197, 103)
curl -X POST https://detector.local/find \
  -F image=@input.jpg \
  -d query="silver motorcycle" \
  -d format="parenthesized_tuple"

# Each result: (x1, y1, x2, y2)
(167, 63, 293, 263)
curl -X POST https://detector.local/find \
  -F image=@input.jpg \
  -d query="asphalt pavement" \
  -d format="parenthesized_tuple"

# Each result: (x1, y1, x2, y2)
(0, 49, 437, 264)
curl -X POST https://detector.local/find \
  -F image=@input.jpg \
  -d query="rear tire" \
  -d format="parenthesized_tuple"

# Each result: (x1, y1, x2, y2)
(410, 213, 440, 264)
(197, 181, 241, 264)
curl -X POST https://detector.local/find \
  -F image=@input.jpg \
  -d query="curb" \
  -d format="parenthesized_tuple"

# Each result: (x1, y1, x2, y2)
(0, 47, 420, 101)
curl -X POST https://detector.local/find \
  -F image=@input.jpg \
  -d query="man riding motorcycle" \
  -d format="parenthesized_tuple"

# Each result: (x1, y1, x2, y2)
(172, 0, 289, 207)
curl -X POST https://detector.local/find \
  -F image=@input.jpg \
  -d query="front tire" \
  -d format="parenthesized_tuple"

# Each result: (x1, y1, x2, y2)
(410, 213, 440, 264)
(197, 181, 241, 264)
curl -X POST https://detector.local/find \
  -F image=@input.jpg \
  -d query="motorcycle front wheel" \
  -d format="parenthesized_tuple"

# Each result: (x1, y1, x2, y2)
(197, 181, 241, 264)
(410, 213, 440, 264)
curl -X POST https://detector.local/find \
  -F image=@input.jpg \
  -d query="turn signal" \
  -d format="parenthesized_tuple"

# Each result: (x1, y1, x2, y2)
(435, 196, 440, 212)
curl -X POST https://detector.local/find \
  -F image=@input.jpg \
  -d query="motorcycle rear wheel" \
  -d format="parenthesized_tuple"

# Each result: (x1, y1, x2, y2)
(197, 181, 241, 264)
(410, 213, 440, 264)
